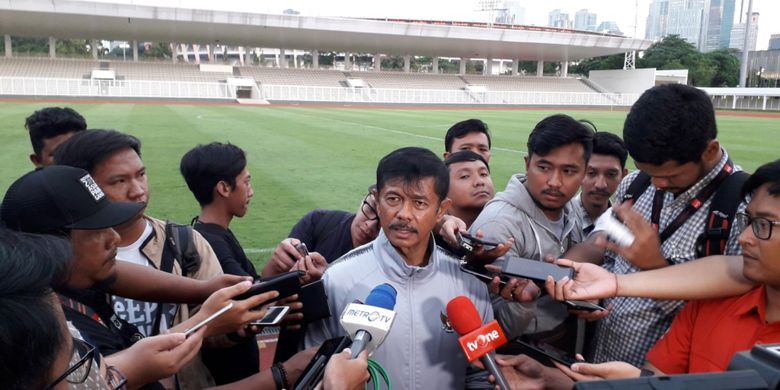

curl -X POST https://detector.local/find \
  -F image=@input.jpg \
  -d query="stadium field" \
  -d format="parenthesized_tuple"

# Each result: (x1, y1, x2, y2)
(1, 101, 777, 269)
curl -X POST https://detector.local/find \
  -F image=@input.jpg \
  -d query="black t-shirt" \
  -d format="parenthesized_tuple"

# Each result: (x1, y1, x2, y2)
(288, 209, 355, 263)
(193, 220, 260, 384)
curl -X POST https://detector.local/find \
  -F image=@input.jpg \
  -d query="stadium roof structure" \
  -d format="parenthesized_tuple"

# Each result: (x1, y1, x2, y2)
(0, 0, 652, 62)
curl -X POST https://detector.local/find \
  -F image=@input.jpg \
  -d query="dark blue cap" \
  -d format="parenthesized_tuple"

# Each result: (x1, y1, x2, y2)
(365, 283, 397, 310)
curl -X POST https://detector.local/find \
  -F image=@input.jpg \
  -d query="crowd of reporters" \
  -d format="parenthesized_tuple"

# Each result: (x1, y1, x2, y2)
(2, 82, 780, 389)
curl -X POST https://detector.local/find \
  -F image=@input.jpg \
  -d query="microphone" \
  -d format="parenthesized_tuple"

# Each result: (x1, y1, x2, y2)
(446, 295, 511, 390)
(339, 283, 397, 359)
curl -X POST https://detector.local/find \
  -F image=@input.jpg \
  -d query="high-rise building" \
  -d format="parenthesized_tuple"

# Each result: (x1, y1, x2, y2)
(574, 9, 597, 31)
(597, 21, 623, 36)
(495, 1, 526, 25)
(646, 0, 669, 41)
(769, 34, 780, 51)
(548, 9, 570, 29)
(703, 0, 736, 52)
(666, 0, 707, 50)
(730, 12, 759, 52)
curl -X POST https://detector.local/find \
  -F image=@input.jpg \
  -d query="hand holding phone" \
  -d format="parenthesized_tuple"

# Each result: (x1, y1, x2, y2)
(458, 232, 500, 253)
(183, 302, 234, 336)
(250, 305, 290, 326)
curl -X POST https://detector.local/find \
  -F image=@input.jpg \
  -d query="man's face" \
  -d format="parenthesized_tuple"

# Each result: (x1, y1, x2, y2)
(68, 228, 120, 289)
(634, 160, 707, 196)
(30, 132, 76, 168)
(227, 168, 253, 218)
(447, 132, 491, 162)
(376, 177, 448, 256)
(91, 147, 149, 208)
(739, 185, 780, 287)
(447, 160, 494, 210)
(351, 192, 381, 247)
(524, 143, 587, 217)
(581, 154, 626, 208)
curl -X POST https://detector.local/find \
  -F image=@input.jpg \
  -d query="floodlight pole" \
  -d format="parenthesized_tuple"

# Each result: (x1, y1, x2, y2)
(738, 0, 753, 87)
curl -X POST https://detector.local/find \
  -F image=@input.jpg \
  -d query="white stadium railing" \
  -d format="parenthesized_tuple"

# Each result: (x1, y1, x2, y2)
(0, 77, 236, 99)
(258, 84, 640, 106)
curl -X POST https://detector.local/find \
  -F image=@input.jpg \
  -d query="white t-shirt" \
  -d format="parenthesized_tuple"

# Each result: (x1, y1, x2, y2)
(111, 220, 176, 336)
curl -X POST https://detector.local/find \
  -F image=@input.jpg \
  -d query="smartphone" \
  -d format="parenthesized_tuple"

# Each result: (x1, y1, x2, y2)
(564, 300, 606, 312)
(458, 232, 500, 253)
(294, 336, 352, 390)
(250, 305, 290, 326)
(183, 302, 234, 336)
(515, 339, 580, 368)
(501, 256, 574, 283)
(459, 261, 509, 288)
(295, 242, 310, 257)
(234, 271, 304, 305)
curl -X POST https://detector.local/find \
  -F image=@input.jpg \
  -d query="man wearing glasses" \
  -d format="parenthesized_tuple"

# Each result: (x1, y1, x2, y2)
(532, 159, 780, 384)
(263, 185, 380, 276)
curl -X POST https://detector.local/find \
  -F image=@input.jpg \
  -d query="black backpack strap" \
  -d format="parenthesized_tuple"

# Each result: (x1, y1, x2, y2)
(60, 293, 145, 345)
(696, 171, 750, 257)
(622, 172, 652, 204)
(151, 222, 202, 335)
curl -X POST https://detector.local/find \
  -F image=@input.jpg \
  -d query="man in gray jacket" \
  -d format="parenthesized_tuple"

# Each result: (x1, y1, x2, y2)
(305, 147, 493, 389)
(471, 114, 593, 348)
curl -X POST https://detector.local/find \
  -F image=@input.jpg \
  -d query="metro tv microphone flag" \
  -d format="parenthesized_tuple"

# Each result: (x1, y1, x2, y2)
(339, 283, 397, 358)
(446, 295, 510, 390)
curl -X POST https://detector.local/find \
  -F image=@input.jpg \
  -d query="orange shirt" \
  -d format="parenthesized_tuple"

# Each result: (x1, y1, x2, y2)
(646, 286, 780, 374)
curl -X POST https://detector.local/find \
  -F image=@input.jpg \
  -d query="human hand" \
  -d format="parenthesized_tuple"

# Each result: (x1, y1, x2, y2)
(485, 264, 540, 302)
(105, 328, 206, 388)
(554, 359, 641, 381)
(321, 349, 370, 390)
(294, 251, 327, 284)
(281, 346, 319, 385)
(437, 214, 468, 248)
(184, 281, 278, 337)
(465, 231, 514, 265)
(544, 258, 619, 301)
(200, 274, 252, 301)
(567, 302, 612, 321)
(595, 204, 666, 270)
(263, 238, 302, 277)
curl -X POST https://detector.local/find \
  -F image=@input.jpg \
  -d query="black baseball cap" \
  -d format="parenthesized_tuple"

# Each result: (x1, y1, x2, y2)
(1, 166, 144, 234)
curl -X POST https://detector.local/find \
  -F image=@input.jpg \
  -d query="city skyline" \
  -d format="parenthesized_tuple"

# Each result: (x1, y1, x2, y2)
(80, 0, 779, 50)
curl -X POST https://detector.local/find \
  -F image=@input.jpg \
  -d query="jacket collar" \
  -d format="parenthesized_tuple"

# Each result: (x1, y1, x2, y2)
(374, 229, 439, 284)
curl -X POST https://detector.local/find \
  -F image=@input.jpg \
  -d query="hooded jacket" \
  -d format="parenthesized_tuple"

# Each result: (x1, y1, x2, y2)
(470, 174, 584, 342)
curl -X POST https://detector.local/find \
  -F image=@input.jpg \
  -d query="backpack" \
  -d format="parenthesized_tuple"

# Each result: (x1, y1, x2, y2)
(622, 170, 749, 258)
(150, 222, 202, 335)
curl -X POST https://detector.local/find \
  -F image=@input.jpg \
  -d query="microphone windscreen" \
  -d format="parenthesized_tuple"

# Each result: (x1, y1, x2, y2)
(364, 283, 397, 310)
(446, 295, 482, 335)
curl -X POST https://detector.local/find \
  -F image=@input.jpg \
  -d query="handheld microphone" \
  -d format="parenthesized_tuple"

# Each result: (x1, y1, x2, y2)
(339, 283, 397, 359)
(446, 296, 510, 390)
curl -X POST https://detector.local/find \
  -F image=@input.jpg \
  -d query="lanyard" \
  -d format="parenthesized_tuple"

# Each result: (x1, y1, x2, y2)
(650, 160, 735, 244)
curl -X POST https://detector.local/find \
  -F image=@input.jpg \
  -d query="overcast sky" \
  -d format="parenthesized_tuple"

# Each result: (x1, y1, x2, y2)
(86, 0, 779, 50)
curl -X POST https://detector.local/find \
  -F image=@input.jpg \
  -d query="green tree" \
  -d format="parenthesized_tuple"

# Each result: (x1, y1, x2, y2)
(11, 37, 48, 55)
(704, 49, 740, 87)
(571, 53, 625, 76)
(638, 35, 721, 86)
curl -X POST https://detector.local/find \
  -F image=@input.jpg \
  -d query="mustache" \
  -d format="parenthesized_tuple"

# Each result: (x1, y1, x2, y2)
(542, 189, 565, 197)
(587, 190, 611, 197)
(389, 223, 418, 233)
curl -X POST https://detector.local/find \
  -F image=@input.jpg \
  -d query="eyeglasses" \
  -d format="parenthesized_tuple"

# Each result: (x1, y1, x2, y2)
(45, 338, 96, 389)
(360, 194, 379, 221)
(735, 212, 780, 241)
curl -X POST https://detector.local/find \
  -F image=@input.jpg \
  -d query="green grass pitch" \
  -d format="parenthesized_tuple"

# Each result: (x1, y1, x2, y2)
(1, 101, 777, 269)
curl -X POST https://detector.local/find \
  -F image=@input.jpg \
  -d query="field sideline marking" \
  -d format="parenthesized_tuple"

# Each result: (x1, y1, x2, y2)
(244, 247, 275, 254)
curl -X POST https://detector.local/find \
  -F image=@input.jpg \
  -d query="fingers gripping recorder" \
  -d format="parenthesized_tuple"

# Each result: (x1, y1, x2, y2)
(339, 284, 397, 359)
(447, 296, 511, 390)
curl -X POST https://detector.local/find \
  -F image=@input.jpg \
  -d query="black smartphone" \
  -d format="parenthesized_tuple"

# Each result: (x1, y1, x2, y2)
(515, 339, 580, 368)
(294, 336, 352, 390)
(460, 261, 509, 288)
(458, 232, 500, 253)
(234, 270, 304, 305)
(295, 242, 310, 257)
(501, 256, 574, 283)
(564, 300, 606, 312)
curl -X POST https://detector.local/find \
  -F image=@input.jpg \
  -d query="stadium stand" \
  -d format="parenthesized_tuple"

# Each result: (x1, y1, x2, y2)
(111, 61, 228, 82)
(0, 57, 97, 79)
(353, 71, 467, 90)
(462, 75, 600, 93)
(238, 67, 346, 87)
